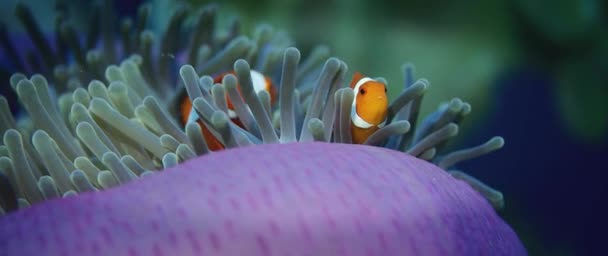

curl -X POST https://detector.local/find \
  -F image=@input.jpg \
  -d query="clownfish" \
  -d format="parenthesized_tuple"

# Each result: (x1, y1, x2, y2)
(178, 70, 276, 151)
(350, 72, 388, 144)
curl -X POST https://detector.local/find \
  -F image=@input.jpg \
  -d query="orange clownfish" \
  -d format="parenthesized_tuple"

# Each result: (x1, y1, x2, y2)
(350, 72, 388, 144)
(178, 70, 276, 151)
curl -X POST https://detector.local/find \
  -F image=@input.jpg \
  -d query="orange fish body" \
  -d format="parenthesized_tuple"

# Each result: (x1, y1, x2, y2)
(179, 70, 276, 151)
(349, 72, 388, 144)
(179, 96, 225, 150)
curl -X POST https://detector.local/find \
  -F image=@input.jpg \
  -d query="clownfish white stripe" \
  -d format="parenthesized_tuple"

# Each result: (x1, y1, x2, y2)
(351, 77, 375, 108)
(187, 107, 200, 124)
(190, 105, 250, 122)
(227, 109, 238, 119)
(250, 70, 267, 94)
(351, 77, 387, 129)
(351, 109, 387, 128)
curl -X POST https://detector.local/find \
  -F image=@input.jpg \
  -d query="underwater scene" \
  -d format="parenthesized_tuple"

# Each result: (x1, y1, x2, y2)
(0, 0, 606, 255)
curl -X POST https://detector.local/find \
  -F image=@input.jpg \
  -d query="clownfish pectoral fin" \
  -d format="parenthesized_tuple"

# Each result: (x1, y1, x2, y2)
(350, 72, 366, 88)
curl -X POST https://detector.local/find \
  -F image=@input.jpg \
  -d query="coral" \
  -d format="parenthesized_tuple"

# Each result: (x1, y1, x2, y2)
(0, 1, 522, 255)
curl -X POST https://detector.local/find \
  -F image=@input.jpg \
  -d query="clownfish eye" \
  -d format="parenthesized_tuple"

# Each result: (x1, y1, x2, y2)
(360, 89, 366, 95)
(384, 86, 387, 93)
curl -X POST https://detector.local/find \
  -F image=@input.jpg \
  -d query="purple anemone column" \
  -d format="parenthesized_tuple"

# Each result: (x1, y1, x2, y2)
(0, 142, 526, 255)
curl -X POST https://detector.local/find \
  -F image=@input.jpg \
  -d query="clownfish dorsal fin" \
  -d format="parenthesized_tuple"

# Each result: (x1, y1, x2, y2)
(350, 72, 366, 89)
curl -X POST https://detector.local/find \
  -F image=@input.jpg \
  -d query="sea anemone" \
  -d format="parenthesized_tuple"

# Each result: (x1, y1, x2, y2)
(0, 1, 525, 255)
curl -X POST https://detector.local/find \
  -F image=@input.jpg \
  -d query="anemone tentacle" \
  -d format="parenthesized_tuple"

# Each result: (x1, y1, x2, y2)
(0, 47, 506, 212)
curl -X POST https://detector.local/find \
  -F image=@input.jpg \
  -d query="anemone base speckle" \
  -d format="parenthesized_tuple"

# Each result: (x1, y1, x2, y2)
(0, 142, 526, 256)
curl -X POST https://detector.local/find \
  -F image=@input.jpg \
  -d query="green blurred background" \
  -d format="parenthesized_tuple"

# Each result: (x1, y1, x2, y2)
(177, 0, 608, 144)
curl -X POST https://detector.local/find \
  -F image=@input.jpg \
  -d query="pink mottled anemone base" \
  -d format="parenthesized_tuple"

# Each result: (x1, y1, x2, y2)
(0, 142, 526, 255)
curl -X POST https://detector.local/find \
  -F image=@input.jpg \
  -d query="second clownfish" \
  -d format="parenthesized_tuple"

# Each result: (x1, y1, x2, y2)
(178, 70, 276, 151)
(349, 72, 388, 144)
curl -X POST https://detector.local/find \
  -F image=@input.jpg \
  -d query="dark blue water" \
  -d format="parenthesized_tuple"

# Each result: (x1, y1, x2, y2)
(459, 68, 607, 255)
